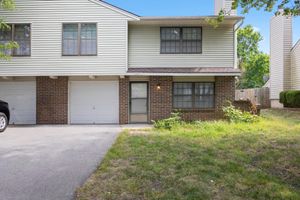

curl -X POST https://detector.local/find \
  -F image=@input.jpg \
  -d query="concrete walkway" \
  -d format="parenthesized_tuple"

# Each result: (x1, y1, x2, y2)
(0, 125, 122, 200)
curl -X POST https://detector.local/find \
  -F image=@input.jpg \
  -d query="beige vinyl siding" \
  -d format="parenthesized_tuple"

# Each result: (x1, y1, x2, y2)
(0, 0, 133, 76)
(270, 15, 292, 100)
(291, 40, 300, 90)
(128, 25, 234, 68)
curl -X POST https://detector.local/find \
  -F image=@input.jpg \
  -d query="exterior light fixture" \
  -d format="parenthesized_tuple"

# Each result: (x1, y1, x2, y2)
(156, 84, 161, 90)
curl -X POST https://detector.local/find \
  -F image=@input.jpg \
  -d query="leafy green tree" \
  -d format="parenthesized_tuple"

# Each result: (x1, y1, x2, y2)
(239, 53, 270, 88)
(211, 0, 299, 25)
(232, 0, 300, 16)
(237, 25, 269, 89)
(0, 0, 18, 60)
(237, 25, 263, 69)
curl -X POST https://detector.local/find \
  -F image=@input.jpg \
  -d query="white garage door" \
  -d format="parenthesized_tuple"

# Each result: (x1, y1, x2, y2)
(0, 81, 36, 124)
(69, 81, 119, 124)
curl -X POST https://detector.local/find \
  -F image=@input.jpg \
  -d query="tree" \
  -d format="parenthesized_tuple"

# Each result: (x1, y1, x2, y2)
(232, 0, 300, 16)
(211, 0, 299, 25)
(238, 53, 270, 88)
(237, 25, 270, 89)
(0, 0, 18, 60)
(237, 25, 263, 69)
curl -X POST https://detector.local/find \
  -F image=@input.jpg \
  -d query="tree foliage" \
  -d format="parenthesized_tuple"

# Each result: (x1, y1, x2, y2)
(210, 0, 299, 26)
(237, 25, 270, 89)
(232, 0, 300, 16)
(0, 0, 17, 60)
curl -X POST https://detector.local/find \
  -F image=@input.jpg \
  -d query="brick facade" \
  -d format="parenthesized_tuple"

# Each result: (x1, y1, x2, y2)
(34, 75, 235, 125)
(149, 76, 173, 121)
(119, 77, 129, 124)
(37, 77, 68, 124)
(148, 76, 235, 122)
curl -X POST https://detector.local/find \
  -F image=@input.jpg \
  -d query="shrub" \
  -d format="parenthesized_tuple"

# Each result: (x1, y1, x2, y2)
(279, 91, 287, 105)
(280, 90, 300, 108)
(152, 112, 182, 130)
(222, 103, 259, 123)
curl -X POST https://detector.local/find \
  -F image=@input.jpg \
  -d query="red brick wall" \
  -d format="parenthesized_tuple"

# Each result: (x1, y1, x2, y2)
(149, 76, 236, 122)
(37, 77, 68, 124)
(149, 76, 173, 121)
(119, 77, 129, 124)
(119, 76, 236, 124)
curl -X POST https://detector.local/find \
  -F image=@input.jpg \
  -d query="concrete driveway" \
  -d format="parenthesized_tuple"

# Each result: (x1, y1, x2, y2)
(0, 125, 121, 200)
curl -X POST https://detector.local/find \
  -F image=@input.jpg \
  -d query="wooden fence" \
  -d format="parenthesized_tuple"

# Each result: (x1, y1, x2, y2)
(235, 87, 270, 109)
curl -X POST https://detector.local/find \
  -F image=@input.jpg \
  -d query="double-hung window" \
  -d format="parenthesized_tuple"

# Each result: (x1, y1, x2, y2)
(62, 23, 97, 56)
(161, 27, 202, 54)
(173, 82, 214, 109)
(0, 24, 31, 56)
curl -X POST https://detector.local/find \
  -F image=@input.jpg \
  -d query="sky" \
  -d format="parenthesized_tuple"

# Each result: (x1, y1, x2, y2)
(106, 0, 300, 54)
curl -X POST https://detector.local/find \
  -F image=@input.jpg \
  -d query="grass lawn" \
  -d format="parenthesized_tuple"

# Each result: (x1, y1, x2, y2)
(76, 109, 300, 200)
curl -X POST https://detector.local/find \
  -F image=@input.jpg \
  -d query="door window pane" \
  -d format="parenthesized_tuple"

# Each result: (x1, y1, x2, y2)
(63, 24, 79, 55)
(131, 99, 147, 114)
(131, 83, 147, 98)
(80, 23, 97, 55)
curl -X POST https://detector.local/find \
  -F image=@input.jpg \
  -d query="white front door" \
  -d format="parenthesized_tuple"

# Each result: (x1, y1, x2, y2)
(0, 81, 36, 124)
(69, 81, 119, 124)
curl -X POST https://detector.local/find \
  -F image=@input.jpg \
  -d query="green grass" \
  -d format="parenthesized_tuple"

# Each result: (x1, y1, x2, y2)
(76, 109, 300, 200)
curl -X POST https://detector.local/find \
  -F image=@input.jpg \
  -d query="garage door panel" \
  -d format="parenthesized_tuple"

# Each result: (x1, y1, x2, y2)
(70, 81, 119, 124)
(0, 82, 36, 124)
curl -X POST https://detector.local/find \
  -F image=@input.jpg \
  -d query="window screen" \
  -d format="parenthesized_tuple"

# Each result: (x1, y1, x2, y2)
(63, 24, 79, 55)
(173, 82, 214, 109)
(0, 25, 12, 55)
(161, 27, 202, 54)
(63, 23, 96, 56)
(80, 23, 97, 55)
(0, 24, 31, 56)
(13, 24, 31, 56)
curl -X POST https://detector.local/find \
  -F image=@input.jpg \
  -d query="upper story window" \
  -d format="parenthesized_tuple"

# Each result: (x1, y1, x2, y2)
(173, 82, 214, 109)
(0, 24, 31, 56)
(161, 27, 202, 54)
(62, 23, 97, 56)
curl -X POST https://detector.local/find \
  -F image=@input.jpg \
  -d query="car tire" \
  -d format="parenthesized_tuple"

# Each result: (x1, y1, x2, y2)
(0, 112, 8, 133)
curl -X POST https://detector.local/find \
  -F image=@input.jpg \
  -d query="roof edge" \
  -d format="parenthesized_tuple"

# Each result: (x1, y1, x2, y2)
(89, 0, 140, 20)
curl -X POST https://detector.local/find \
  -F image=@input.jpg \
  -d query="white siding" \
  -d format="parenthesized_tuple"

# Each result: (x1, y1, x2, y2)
(128, 25, 235, 68)
(291, 40, 300, 90)
(269, 15, 293, 100)
(0, 0, 133, 76)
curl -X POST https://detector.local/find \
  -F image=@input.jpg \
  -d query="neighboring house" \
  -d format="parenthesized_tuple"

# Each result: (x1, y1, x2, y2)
(270, 14, 300, 108)
(0, 0, 242, 125)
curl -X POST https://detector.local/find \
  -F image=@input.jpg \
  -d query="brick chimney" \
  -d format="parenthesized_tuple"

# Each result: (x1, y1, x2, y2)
(214, 0, 237, 16)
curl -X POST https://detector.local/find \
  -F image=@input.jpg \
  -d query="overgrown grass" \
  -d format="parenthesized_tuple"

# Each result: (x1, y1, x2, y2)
(76, 109, 300, 200)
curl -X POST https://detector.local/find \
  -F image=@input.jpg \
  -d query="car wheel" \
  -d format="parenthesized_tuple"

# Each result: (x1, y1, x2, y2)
(0, 112, 8, 133)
